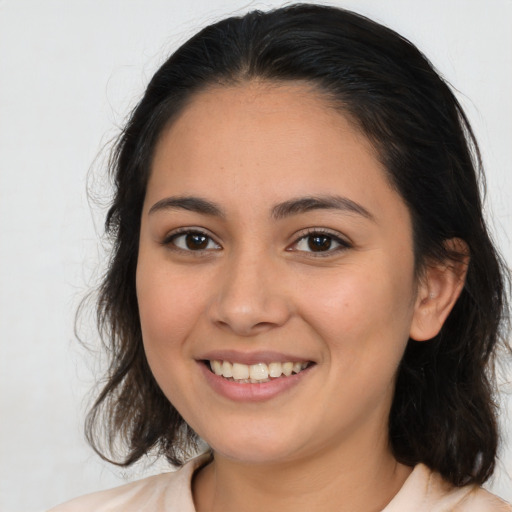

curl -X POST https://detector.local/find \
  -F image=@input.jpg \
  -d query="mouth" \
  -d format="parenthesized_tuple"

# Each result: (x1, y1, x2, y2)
(206, 359, 313, 383)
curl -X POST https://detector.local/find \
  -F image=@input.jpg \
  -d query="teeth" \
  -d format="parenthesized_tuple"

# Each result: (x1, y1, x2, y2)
(249, 363, 269, 380)
(221, 360, 233, 378)
(211, 360, 223, 375)
(209, 360, 309, 382)
(282, 362, 293, 376)
(232, 362, 250, 380)
(268, 362, 282, 378)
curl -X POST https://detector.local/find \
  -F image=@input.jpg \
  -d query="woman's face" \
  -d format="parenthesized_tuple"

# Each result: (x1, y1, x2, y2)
(137, 82, 422, 464)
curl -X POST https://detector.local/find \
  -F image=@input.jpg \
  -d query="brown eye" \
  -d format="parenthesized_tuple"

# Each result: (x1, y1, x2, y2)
(292, 230, 350, 255)
(168, 231, 221, 252)
(185, 233, 208, 250)
(308, 235, 332, 252)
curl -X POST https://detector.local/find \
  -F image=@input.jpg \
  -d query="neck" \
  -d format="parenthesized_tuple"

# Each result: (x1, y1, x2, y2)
(192, 426, 412, 512)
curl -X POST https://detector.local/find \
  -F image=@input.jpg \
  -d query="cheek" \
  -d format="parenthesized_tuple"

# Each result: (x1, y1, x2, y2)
(136, 260, 205, 355)
(135, 262, 208, 411)
(296, 261, 415, 359)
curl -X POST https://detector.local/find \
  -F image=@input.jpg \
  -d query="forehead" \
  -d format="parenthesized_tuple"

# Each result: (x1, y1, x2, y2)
(147, 81, 405, 224)
(163, 81, 366, 151)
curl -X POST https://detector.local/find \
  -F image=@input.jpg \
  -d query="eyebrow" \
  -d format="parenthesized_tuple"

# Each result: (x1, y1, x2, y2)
(148, 194, 374, 221)
(149, 196, 224, 217)
(271, 195, 374, 221)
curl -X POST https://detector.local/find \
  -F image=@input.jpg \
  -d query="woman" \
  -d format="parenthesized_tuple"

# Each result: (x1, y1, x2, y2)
(50, 4, 511, 511)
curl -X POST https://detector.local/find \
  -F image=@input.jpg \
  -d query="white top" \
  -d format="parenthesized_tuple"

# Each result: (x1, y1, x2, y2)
(48, 454, 511, 511)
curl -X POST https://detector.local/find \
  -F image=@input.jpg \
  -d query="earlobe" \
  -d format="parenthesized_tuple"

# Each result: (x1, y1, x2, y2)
(409, 239, 469, 342)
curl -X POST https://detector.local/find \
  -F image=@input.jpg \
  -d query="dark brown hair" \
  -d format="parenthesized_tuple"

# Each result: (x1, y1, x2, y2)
(85, 3, 510, 486)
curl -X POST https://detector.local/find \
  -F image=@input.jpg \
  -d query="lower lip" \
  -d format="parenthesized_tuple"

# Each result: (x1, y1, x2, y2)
(198, 362, 314, 402)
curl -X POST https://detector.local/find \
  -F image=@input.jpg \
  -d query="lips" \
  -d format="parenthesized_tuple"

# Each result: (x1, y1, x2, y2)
(197, 351, 316, 402)
(209, 360, 310, 383)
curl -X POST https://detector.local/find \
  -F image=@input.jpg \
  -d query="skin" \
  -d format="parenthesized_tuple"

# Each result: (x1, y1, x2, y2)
(136, 82, 466, 512)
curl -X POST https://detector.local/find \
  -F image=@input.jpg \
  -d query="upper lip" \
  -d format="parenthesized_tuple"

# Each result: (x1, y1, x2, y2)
(197, 350, 315, 366)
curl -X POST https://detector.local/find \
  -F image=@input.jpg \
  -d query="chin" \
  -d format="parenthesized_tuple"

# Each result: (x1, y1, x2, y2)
(202, 425, 308, 465)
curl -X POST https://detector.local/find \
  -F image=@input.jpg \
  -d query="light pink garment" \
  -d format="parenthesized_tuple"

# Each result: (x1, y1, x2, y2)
(48, 454, 511, 511)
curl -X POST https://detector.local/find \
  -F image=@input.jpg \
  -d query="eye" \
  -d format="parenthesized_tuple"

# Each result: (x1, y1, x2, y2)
(165, 230, 221, 252)
(291, 230, 351, 255)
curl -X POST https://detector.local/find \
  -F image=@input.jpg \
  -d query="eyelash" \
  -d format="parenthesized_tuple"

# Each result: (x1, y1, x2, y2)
(162, 227, 352, 257)
(162, 228, 221, 255)
(290, 228, 352, 256)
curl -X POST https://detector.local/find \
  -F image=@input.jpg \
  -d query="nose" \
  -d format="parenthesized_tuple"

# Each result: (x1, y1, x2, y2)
(207, 250, 293, 336)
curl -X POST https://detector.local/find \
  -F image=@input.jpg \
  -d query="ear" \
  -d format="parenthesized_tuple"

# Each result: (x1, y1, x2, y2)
(410, 238, 469, 342)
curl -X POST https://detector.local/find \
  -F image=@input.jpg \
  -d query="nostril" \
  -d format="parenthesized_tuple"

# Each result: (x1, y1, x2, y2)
(207, 281, 293, 336)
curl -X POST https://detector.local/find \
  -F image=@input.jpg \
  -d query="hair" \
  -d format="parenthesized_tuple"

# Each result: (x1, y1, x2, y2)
(85, 3, 510, 486)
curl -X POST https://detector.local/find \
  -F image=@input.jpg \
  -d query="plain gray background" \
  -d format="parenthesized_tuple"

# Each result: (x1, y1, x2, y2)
(0, 1, 511, 510)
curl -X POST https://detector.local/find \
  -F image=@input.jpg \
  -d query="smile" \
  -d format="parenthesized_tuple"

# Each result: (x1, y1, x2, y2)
(209, 360, 310, 383)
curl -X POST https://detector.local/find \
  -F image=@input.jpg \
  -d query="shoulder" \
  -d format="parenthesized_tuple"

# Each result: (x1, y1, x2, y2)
(385, 463, 512, 512)
(47, 454, 210, 512)
(459, 487, 512, 511)
(47, 473, 180, 512)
